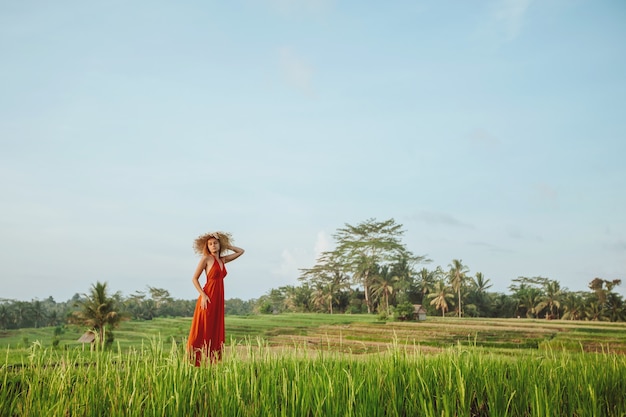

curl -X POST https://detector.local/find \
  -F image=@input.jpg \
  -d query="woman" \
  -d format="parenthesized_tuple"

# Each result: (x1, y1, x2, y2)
(187, 231, 244, 365)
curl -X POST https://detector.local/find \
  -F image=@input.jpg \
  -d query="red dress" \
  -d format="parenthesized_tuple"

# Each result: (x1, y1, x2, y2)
(187, 254, 227, 366)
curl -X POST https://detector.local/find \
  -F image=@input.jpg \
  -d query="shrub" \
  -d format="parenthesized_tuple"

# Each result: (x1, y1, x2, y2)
(394, 302, 415, 321)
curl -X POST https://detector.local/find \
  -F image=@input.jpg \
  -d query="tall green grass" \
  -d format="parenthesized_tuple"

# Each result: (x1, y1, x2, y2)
(2, 338, 625, 417)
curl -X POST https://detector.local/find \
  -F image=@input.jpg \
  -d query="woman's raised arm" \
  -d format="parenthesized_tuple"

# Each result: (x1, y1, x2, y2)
(223, 245, 244, 263)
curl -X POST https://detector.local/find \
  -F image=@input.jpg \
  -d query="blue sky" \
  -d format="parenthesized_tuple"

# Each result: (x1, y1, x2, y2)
(1, 0, 625, 302)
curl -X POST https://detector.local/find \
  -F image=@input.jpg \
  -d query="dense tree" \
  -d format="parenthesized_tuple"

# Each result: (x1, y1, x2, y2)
(68, 281, 124, 347)
(266, 288, 287, 313)
(519, 287, 543, 318)
(536, 280, 563, 319)
(428, 280, 454, 317)
(299, 251, 351, 314)
(147, 287, 174, 316)
(415, 267, 439, 305)
(466, 272, 493, 317)
(31, 301, 46, 328)
(310, 284, 332, 313)
(370, 265, 399, 316)
(124, 291, 149, 320)
(585, 301, 607, 321)
(605, 292, 626, 322)
(509, 277, 549, 318)
(280, 285, 309, 313)
(389, 253, 421, 304)
(224, 298, 255, 315)
(589, 278, 622, 305)
(562, 292, 586, 320)
(13, 301, 34, 328)
(333, 218, 417, 313)
(2, 227, 625, 327)
(0, 304, 11, 330)
(491, 293, 518, 318)
(585, 277, 623, 321)
(448, 259, 469, 318)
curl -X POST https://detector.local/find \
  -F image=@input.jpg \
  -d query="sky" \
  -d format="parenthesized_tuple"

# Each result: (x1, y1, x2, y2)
(1, 0, 625, 303)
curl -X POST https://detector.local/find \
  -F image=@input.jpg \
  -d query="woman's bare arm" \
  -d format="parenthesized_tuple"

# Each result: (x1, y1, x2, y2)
(222, 245, 244, 263)
(191, 256, 212, 309)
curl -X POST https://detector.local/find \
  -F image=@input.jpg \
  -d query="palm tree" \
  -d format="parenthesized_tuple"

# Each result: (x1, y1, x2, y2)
(350, 255, 377, 313)
(472, 272, 492, 293)
(562, 292, 585, 320)
(536, 280, 563, 319)
(31, 300, 46, 328)
(518, 287, 543, 318)
(47, 310, 61, 327)
(311, 283, 332, 313)
(585, 301, 608, 321)
(605, 293, 626, 322)
(492, 293, 517, 318)
(428, 280, 454, 317)
(333, 218, 410, 314)
(69, 281, 123, 347)
(416, 268, 438, 304)
(288, 284, 314, 312)
(0, 305, 11, 330)
(300, 252, 350, 314)
(280, 285, 299, 313)
(140, 299, 157, 320)
(389, 254, 419, 303)
(13, 301, 34, 328)
(468, 272, 493, 317)
(448, 259, 469, 318)
(370, 265, 399, 316)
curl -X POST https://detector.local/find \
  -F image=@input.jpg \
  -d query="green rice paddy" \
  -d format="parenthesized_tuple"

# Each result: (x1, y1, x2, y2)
(2, 314, 626, 416)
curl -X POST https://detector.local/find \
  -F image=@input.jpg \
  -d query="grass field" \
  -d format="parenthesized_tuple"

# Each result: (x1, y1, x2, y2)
(3, 313, 626, 360)
(2, 314, 626, 416)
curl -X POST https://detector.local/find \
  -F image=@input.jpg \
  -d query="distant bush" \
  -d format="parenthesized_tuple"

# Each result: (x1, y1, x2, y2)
(394, 302, 415, 321)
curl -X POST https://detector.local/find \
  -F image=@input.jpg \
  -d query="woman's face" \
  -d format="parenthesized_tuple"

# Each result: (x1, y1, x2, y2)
(207, 237, 220, 255)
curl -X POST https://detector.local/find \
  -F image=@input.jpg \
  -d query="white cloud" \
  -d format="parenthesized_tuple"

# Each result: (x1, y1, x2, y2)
(272, 230, 332, 279)
(272, 248, 303, 278)
(492, 0, 532, 41)
(278, 46, 315, 97)
(271, 246, 313, 282)
(314, 230, 332, 260)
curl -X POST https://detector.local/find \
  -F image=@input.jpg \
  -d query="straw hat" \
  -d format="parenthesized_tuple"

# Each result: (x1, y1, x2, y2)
(193, 231, 233, 256)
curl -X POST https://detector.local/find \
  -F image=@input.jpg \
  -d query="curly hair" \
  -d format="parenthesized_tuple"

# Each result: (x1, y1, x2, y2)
(193, 231, 233, 257)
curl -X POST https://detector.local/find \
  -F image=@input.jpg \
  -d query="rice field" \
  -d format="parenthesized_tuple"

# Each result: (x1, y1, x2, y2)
(2, 315, 626, 416)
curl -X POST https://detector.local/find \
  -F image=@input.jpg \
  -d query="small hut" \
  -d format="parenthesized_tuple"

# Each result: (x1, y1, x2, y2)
(412, 304, 427, 321)
(77, 331, 96, 344)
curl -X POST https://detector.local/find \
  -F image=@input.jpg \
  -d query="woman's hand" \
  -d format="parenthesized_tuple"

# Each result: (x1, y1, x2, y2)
(223, 245, 245, 263)
(200, 293, 211, 309)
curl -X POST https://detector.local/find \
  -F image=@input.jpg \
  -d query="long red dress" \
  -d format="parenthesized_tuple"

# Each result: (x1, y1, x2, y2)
(187, 254, 227, 366)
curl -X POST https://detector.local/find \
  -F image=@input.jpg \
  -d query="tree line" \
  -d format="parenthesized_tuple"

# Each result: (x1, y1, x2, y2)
(1, 218, 624, 337)
(0, 284, 256, 333)
(0, 281, 259, 348)
(255, 218, 625, 322)
(0, 286, 191, 331)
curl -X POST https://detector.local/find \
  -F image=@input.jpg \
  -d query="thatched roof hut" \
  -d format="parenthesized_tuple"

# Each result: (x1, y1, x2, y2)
(77, 331, 96, 344)
(413, 304, 427, 321)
